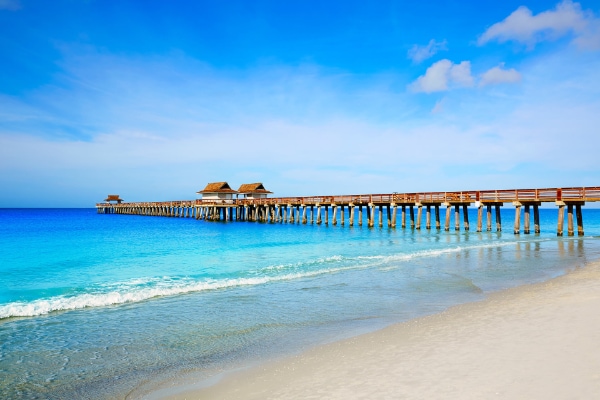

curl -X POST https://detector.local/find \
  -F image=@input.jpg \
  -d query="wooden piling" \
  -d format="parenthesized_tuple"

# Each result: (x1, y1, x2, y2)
(462, 205, 469, 231)
(524, 204, 530, 234)
(576, 204, 584, 236)
(359, 206, 363, 227)
(495, 204, 502, 232)
(426, 205, 431, 230)
(557, 202, 565, 236)
(513, 202, 521, 234)
(567, 204, 574, 236)
(454, 205, 460, 231)
(401, 205, 406, 228)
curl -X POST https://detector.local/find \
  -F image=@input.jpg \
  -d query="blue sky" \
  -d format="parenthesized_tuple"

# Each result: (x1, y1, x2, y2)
(1, 0, 599, 207)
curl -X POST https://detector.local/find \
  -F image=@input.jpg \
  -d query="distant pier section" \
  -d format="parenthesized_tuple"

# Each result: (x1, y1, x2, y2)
(97, 184, 600, 237)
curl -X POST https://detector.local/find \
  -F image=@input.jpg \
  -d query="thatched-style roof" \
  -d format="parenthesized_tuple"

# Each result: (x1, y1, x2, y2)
(197, 182, 238, 194)
(237, 183, 273, 194)
(104, 194, 123, 202)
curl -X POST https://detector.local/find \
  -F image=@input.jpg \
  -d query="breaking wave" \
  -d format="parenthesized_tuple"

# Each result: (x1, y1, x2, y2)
(0, 240, 517, 319)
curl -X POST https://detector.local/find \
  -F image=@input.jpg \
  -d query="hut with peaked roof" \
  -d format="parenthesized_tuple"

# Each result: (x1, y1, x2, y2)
(197, 182, 238, 202)
(237, 183, 273, 199)
(104, 194, 123, 204)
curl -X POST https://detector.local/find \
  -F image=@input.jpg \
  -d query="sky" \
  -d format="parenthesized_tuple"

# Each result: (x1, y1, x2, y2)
(1, 0, 599, 207)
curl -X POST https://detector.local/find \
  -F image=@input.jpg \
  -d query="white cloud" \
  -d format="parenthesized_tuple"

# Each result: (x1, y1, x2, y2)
(449, 61, 474, 87)
(409, 59, 474, 93)
(0, 0, 20, 11)
(477, 0, 599, 49)
(480, 64, 522, 86)
(407, 39, 448, 63)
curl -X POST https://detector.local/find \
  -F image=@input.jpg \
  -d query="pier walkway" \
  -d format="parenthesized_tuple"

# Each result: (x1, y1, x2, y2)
(96, 187, 600, 236)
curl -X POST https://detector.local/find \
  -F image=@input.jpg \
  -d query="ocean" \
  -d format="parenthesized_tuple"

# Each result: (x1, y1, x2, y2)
(1, 207, 600, 399)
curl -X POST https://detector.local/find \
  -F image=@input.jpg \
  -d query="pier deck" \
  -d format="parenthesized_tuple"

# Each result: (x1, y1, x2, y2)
(97, 187, 600, 236)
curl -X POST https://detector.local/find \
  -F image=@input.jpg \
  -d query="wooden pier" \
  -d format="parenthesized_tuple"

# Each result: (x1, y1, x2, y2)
(96, 187, 600, 237)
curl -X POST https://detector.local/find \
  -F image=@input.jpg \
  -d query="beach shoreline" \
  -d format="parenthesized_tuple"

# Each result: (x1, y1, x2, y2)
(151, 259, 600, 399)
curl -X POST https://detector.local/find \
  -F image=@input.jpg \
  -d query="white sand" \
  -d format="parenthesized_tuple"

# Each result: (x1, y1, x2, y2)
(165, 262, 600, 399)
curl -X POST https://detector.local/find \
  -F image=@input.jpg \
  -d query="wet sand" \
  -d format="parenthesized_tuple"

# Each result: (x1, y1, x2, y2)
(161, 261, 600, 399)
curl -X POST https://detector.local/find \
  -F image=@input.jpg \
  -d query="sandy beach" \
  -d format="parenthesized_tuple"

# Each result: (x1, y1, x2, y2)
(159, 260, 600, 400)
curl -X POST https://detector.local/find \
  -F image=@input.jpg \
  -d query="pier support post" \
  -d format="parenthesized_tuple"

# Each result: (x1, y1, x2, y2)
(316, 205, 322, 225)
(556, 202, 565, 236)
(386, 205, 391, 227)
(567, 204, 574, 236)
(391, 204, 397, 228)
(486, 205, 492, 231)
(463, 204, 470, 231)
(454, 205, 460, 231)
(349, 204, 355, 226)
(524, 204, 531, 234)
(416, 204, 422, 230)
(476, 203, 483, 232)
(435, 205, 440, 230)
(379, 205, 383, 227)
(495, 204, 502, 232)
(444, 203, 451, 231)
(410, 206, 415, 229)
(513, 202, 521, 234)
(367, 205, 373, 227)
(426, 205, 431, 230)
(302, 206, 307, 224)
(341, 205, 345, 226)
(401, 205, 406, 228)
(534, 204, 540, 234)
(576, 204, 584, 236)
(324, 205, 329, 225)
(332, 205, 337, 225)
(359, 206, 363, 227)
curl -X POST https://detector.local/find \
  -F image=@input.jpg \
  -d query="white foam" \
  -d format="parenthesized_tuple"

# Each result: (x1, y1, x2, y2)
(0, 266, 354, 319)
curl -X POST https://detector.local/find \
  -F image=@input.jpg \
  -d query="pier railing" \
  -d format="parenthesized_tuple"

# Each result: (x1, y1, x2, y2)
(96, 187, 600, 209)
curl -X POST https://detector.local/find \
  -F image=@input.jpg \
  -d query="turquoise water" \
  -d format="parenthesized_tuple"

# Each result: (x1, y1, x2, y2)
(1, 207, 600, 399)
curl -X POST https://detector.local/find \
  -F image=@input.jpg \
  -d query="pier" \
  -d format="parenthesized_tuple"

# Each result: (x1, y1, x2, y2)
(97, 187, 600, 237)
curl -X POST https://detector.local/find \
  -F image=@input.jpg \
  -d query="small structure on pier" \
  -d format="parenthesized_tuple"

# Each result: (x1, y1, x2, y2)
(237, 183, 272, 199)
(104, 194, 123, 204)
(197, 182, 238, 202)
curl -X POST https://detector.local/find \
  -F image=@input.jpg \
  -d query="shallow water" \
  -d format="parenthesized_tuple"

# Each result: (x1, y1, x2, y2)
(1, 207, 600, 399)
